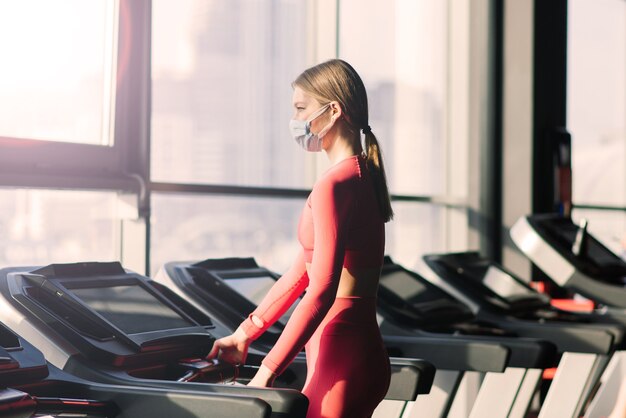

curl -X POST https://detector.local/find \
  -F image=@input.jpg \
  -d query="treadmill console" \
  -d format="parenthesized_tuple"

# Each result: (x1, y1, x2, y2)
(377, 256, 475, 329)
(219, 275, 297, 326)
(529, 215, 626, 284)
(424, 252, 551, 313)
(167, 257, 300, 346)
(2, 262, 217, 367)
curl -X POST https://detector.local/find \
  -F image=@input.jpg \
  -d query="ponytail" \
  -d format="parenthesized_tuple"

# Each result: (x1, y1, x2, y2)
(363, 129, 394, 222)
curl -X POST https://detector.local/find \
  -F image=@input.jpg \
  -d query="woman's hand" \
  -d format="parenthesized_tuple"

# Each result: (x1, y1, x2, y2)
(247, 364, 276, 388)
(206, 327, 250, 366)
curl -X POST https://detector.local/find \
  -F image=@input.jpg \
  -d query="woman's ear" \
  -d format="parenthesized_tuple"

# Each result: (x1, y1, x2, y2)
(329, 101, 343, 121)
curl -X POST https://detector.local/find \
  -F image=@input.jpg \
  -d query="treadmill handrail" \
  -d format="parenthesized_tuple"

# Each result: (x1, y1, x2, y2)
(34, 396, 119, 417)
(383, 334, 510, 372)
(388, 357, 436, 398)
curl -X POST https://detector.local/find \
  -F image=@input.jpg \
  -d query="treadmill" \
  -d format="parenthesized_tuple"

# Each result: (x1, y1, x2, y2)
(424, 252, 625, 417)
(156, 257, 557, 418)
(154, 257, 437, 418)
(510, 213, 626, 417)
(0, 320, 271, 418)
(511, 213, 626, 309)
(0, 262, 308, 418)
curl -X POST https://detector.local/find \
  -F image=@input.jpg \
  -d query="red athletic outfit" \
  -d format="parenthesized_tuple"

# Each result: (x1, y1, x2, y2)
(240, 155, 390, 418)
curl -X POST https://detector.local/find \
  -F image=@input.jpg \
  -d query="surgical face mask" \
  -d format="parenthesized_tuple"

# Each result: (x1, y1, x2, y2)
(289, 104, 333, 152)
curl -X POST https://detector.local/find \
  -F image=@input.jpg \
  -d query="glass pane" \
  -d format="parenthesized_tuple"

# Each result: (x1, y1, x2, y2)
(0, 0, 117, 145)
(151, 193, 304, 275)
(386, 202, 450, 273)
(0, 189, 118, 266)
(568, 0, 626, 206)
(151, 194, 457, 277)
(150, 193, 467, 275)
(339, 0, 448, 195)
(151, 0, 310, 188)
(572, 209, 626, 260)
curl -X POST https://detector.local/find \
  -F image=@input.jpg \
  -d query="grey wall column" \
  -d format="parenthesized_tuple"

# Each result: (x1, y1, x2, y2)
(466, 0, 499, 258)
(502, 0, 534, 277)
(116, 0, 152, 275)
(502, 0, 568, 278)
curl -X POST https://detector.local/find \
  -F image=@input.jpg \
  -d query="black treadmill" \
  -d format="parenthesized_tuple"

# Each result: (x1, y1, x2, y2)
(0, 262, 307, 418)
(0, 320, 272, 418)
(422, 251, 626, 334)
(510, 213, 626, 308)
(155, 258, 438, 416)
(411, 252, 625, 418)
(157, 257, 558, 418)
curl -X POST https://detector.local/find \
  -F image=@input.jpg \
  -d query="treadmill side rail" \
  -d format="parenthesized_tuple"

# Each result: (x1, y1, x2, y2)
(387, 357, 436, 400)
(383, 335, 509, 373)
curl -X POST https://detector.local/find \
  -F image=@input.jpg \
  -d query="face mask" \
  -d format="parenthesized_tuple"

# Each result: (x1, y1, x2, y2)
(289, 104, 333, 152)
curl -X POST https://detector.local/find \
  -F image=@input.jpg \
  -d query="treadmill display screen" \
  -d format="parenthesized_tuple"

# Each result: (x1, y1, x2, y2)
(481, 266, 536, 298)
(221, 276, 297, 325)
(71, 285, 194, 334)
(380, 271, 430, 303)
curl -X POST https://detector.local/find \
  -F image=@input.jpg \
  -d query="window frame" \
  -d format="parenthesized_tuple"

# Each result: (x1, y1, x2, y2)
(0, 0, 148, 194)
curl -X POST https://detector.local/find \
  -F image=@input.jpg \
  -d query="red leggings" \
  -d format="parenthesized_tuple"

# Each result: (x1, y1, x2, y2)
(301, 297, 390, 418)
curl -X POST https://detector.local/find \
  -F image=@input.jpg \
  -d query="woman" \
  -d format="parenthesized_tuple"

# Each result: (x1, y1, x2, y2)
(207, 59, 393, 418)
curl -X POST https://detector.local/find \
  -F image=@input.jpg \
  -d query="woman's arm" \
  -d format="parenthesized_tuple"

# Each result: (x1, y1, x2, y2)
(208, 251, 308, 369)
(260, 177, 354, 376)
(239, 249, 309, 340)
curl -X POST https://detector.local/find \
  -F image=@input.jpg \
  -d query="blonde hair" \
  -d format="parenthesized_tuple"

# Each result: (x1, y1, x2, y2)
(294, 59, 394, 222)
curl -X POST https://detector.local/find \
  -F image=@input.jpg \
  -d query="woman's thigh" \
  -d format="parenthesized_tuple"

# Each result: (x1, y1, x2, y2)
(303, 331, 389, 418)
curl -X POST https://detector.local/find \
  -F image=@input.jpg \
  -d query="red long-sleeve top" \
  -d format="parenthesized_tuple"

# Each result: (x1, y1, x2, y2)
(239, 155, 385, 375)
